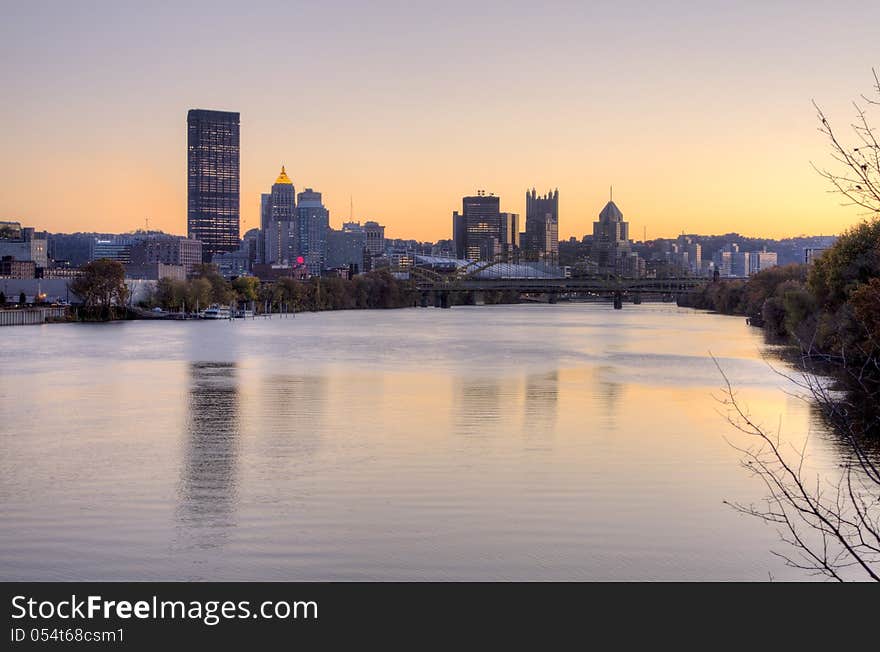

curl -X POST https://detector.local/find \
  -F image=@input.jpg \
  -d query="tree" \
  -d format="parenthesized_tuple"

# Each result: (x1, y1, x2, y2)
(69, 258, 129, 319)
(813, 68, 880, 214)
(0, 291, 6, 305)
(722, 71, 880, 581)
(19, 291, 26, 306)
(232, 276, 259, 304)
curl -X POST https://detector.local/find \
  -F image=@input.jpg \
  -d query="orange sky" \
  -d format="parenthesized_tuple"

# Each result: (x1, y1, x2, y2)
(1, 2, 877, 241)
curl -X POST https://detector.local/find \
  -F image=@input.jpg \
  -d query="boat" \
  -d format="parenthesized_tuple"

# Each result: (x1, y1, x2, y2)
(202, 305, 231, 320)
(234, 309, 254, 319)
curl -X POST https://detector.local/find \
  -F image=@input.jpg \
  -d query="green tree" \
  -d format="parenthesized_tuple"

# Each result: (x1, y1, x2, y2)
(19, 291, 26, 305)
(69, 258, 129, 320)
(232, 276, 260, 304)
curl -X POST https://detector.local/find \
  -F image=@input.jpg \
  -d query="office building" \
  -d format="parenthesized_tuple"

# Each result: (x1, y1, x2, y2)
(523, 189, 559, 259)
(129, 236, 203, 274)
(363, 221, 386, 257)
(749, 249, 778, 275)
(591, 199, 638, 276)
(326, 226, 366, 272)
(296, 188, 330, 275)
(0, 224, 48, 268)
(453, 192, 512, 261)
(261, 166, 297, 265)
(187, 109, 240, 261)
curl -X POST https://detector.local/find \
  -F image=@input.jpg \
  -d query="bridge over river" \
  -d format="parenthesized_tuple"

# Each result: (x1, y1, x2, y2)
(400, 257, 707, 309)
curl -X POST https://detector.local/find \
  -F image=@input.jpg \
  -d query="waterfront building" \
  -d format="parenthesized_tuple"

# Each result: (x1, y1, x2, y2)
(500, 212, 520, 260)
(0, 225, 48, 268)
(296, 188, 330, 276)
(261, 166, 298, 265)
(124, 262, 186, 282)
(0, 256, 37, 279)
(523, 189, 559, 259)
(187, 109, 240, 261)
(129, 236, 203, 274)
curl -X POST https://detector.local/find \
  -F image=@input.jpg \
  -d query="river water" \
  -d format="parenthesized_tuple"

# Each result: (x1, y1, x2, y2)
(0, 304, 839, 580)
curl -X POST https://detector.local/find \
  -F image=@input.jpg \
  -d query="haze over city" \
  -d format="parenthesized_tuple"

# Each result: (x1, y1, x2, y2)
(2, 1, 878, 241)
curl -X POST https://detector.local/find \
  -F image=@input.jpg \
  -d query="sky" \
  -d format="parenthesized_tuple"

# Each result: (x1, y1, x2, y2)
(1, 1, 878, 242)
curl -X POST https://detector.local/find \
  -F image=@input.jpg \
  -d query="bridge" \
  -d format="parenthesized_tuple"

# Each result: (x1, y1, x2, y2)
(400, 257, 707, 309)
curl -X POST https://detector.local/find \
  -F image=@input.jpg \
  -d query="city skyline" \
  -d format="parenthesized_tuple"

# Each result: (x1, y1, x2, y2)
(2, 2, 878, 242)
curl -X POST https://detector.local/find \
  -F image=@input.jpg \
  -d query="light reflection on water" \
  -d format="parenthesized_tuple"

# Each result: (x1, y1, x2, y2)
(0, 304, 842, 580)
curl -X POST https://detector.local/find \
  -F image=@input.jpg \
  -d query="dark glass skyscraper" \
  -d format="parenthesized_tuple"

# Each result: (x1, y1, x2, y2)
(187, 109, 240, 261)
(453, 192, 503, 261)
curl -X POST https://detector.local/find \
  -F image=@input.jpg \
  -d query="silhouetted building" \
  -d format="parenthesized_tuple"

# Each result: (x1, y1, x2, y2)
(523, 189, 559, 259)
(261, 166, 297, 265)
(591, 199, 636, 276)
(453, 192, 512, 261)
(326, 227, 365, 271)
(187, 109, 240, 261)
(296, 188, 329, 275)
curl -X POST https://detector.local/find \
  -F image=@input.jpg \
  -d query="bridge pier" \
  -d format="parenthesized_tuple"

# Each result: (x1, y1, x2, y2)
(420, 292, 429, 308)
(433, 292, 442, 308)
(440, 292, 451, 309)
(548, 292, 558, 304)
(613, 292, 623, 309)
(632, 292, 641, 305)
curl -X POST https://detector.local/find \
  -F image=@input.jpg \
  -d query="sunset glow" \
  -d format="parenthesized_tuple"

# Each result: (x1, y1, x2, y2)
(2, 1, 877, 240)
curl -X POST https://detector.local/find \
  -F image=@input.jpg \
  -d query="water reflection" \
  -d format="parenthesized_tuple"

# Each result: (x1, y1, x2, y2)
(453, 377, 503, 437)
(257, 374, 325, 464)
(176, 362, 240, 549)
(523, 372, 558, 447)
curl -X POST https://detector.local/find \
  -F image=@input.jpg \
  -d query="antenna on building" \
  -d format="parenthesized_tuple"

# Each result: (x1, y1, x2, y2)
(610, 185, 613, 202)
(643, 226, 646, 242)
(350, 195, 353, 221)
(145, 217, 150, 231)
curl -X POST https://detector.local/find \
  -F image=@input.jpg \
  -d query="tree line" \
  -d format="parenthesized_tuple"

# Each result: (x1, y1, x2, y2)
(147, 265, 420, 313)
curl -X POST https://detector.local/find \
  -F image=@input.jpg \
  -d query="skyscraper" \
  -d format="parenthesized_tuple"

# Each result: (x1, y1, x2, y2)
(523, 189, 559, 259)
(591, 197, 636, 276)
(261, 166, 297, 265)
(296, 188, 330, 275)
(452, 192, 504, 261)
(187, 109, 240, 261)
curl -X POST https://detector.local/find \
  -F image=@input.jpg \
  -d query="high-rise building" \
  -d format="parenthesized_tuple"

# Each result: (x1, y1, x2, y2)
(326, 227, 366, 271)
(296, 188, 330, 275)
(187, 109, 240, 261)
(452, 192, 507, 261)
(363, 221, 386, 257)
(523, 189, 559, 259)
(261, 166, 297, 265)
(591, 199, 634, 275)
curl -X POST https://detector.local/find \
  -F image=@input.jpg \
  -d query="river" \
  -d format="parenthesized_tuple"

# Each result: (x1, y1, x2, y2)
(0, 303, 839, 580)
